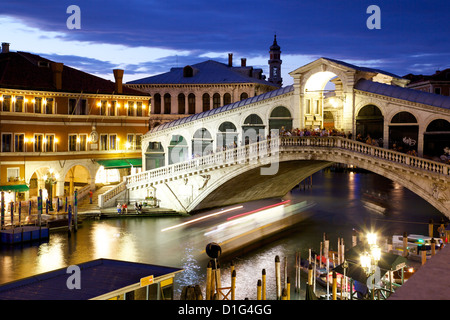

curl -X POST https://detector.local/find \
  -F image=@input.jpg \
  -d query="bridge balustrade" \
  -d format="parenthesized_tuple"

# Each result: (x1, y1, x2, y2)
(99, 136, 449, 208)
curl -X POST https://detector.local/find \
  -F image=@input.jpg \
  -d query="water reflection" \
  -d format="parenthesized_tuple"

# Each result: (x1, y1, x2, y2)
(0, 170, 447, 300)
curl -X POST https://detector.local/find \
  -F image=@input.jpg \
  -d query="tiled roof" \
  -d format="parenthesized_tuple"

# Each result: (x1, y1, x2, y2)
(150, 85, 294, 133)
(323, 57, 403, 79)
(355, 79, 450, 109)
(127, 60, 275, 86)
(0, 258, 182, 300)
(0, 51, 148, 96)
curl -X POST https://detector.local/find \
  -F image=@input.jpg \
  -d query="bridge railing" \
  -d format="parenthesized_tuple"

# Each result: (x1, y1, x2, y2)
(126, 138, 280, 188)
(99, 136, 449, 207)
(281, 136, 449, 176)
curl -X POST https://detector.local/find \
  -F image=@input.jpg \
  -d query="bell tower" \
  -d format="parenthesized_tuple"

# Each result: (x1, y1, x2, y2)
(268, 35, 282, 87)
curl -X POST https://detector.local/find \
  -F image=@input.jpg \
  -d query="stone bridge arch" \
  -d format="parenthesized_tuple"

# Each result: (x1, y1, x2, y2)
(133, 138, 449, 218)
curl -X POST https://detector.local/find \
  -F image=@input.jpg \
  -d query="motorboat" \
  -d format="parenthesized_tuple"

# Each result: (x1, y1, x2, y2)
(390, 234, 445, 261)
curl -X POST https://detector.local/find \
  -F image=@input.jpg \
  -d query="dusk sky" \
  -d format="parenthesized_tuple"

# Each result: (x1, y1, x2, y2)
(1, 0, 449, 86)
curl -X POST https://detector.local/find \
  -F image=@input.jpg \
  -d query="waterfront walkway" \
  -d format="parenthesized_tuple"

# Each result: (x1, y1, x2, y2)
(388, 245, 450, 300)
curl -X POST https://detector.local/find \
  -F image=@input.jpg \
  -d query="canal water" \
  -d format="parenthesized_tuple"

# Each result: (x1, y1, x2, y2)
(0, 169, 446, 300)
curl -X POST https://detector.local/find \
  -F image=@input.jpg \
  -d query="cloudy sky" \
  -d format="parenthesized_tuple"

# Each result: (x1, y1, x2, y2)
(1, 0, 449, 85)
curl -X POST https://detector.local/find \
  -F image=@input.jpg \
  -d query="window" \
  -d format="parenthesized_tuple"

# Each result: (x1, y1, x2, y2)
(14, 134, 24, 152)
(202, 93, 210, 112)
(68, 134, 77, 152)
(136, 134, 142, 150)
(79, 134, 87, 151)
(127, 101, 135, 116)
(314, 100, 320, 114)
(100, 100, 107, 115)
(240, 92, 248, 100)
(45, 98, 54, 114)
(434, 87, 441, 95)
(7, 168, 20, 182)
(178, 94, 185, 114)
(111, 101, 117, 116)
(100, 134, 108, 151)
(80, 99, 87, 115)
(223, 93, 231, 105)
(2, 95, 11, 112)
(15, 96, 24, 112)
(34, 97, 43, 113)
(153, 94, 161, 114)
(136, 101, 143, 116)
(164, 94, 171, 114)
(213, 93, 220, 109)
(34, 134, 44, 152)
(1, 133, 12, 152)
(44, 134, 55, 152)
(305, 99, 311, 114)
(188, 94, 195, 114)
(69, 98, 77, 114)
(109, 134, 117, 150)
(127, 134, 135, 149)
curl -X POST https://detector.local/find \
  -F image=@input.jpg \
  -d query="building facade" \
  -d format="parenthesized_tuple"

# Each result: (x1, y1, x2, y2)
(404, 69, 450, 96)
(0, 43, 150, 206)
(126, 39, 281, 130)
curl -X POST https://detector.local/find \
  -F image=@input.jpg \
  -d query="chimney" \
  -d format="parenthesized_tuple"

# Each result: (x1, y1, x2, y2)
(228, 53, 233, 67)
(1, 42, 10, 53)
(113, 69, 124, 94)
(51, 62, 64, 90)
(241, 58, 247, 67)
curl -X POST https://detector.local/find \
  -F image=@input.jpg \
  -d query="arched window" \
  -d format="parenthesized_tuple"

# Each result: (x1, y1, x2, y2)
(213, 93, 221, 108)
(223, 93, 232, 105)
(217, 121, 238, 150)
(202, 93, 210, 112)
(178, 93, 185, 114)
(240, 92, 248, 100)
(391, 111, 417, 123)
(242, 114, 265, 144)
(153, 93, 161, 114)
(269, 106, 292, 132)
(424, 119, 450, 157)
(356, 104, 383, 145)
(188, 93, 195, 114)
(389, 111, 418, 151)
(192, 128, 213, 156)
(164, 93, 171, 114)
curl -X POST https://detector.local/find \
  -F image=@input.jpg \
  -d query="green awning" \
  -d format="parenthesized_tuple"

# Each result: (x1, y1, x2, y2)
(0, 184, 29, 192)
(96, 158, 142, 169)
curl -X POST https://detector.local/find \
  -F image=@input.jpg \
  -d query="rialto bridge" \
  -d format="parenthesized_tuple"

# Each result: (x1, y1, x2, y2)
(99, 58, 450, 217)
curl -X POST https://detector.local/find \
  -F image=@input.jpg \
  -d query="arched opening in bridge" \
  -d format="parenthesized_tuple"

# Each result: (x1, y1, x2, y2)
(269, 106, 293, 133)
(304, 71, 343, 130)
(356, 105, 384, 146)
(192, 128, 213, 157)
(242, 114, 265, 145)
(145, 142, 165, 170)
(217, 121, 238, 150)
(389, 111, 418, 152)
(423, 119, 450, 159)
(169, 135, 188, 165)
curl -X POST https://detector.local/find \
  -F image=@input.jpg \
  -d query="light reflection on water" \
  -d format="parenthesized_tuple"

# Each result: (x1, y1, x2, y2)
(0, 170, 446, 300)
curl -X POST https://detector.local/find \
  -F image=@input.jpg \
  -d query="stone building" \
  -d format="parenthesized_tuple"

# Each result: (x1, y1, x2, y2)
(126, 37, 282, 130)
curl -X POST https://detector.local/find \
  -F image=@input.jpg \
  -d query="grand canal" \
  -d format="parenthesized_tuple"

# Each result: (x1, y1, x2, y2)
(0, 169, 447, 300)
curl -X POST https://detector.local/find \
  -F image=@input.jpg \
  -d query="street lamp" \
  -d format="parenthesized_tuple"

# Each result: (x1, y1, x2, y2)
(360, 232, 382, 300)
